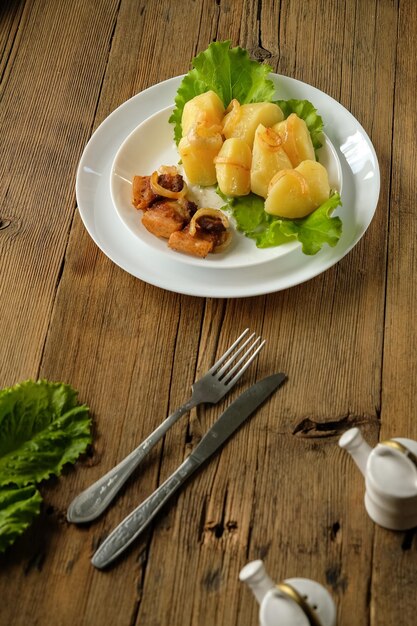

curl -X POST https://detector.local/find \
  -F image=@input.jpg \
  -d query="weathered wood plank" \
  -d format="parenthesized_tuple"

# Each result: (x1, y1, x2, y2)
(372, 0, 417, 623)
(0, 0, 26, 89)
(0, 0, 120, 386)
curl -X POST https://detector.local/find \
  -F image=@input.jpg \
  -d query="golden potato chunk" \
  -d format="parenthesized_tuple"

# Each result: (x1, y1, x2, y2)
(265, 160, 330, 219)
(273, 113, 315, 167)
(179, 124, 223, 186)
(222, 100, 284, 148)
(214, 138, 252, 197)
(296, 160, 331, 207)
(250, 124, 293, 198)
(181, 91, 225, 136)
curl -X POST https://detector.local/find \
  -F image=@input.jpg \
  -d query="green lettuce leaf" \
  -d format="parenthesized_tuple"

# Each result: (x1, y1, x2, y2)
(0, 380, 91, 553)
(0, 485, 42, 553)
(217, 188, 268, 232)
(169, 40, 276, 144)
(221, 191, 342, 255)
(275, 99, 324, 150)
(0, 380, 91, 487)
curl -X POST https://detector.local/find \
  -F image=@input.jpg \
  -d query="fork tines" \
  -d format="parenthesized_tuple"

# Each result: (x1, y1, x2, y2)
(210, 328, 266, 387)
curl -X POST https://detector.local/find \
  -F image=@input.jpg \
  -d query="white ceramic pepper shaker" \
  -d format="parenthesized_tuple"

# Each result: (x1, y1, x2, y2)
(339, 427, 417, 530)
(239, 560, 336, 626)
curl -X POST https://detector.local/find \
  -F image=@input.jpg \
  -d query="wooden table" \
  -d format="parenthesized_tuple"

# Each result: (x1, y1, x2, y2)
(1, 1, 416, 624)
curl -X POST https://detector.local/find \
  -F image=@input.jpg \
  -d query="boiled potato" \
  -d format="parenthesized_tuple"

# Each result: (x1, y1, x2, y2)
(265, 160, 330, 218)
(214, 137, 252, 196)
(179, 124, 223, 186)
(296, 160, 331, 207)
(222, 100, 284, 148)
(181, 91, 225, 136)
(273, 113, 315, 167)
(250, 124, 293, 198)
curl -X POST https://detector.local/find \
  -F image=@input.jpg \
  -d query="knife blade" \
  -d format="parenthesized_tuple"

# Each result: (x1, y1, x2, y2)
(189, 372, 286, 463)
(91, 372, 286, 569)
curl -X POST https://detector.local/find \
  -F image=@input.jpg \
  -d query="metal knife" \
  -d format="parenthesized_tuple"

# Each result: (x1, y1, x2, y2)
(91, 372, 286, 569)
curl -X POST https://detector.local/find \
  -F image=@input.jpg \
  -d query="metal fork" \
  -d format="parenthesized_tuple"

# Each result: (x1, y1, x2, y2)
(67, 328, 265, 523)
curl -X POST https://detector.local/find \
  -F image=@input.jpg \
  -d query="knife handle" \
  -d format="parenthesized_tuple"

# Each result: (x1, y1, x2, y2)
(67, 400, 196, 523)
(91, 455, 199, 569)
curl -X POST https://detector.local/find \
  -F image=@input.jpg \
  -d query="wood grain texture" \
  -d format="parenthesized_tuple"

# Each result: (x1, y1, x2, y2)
(0, 0, 121, 385)
(372, 0, 417, 624)
(1, 0, 416, 625)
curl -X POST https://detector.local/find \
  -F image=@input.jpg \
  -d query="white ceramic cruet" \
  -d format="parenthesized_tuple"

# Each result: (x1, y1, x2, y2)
(239, 560, 336, 626)
(339, 427, 417, 530)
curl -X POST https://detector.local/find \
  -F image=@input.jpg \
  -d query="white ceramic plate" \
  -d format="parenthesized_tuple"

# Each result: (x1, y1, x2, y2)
(110, 105, 342, 269)
(76, 74, 380, 298)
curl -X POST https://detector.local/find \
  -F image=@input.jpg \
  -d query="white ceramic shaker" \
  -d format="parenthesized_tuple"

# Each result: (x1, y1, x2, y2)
(339, 427, 417, 530)
(239, 560, 336, 626)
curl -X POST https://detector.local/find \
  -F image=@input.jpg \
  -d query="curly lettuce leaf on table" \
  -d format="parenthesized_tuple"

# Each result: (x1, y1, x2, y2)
(0, 485, 42, 554)
(0, 380, 90, 553)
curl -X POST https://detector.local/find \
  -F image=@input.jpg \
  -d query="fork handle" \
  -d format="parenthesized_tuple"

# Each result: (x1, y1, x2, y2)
(91, 455, 199, 569)
(67, 398, 196, 523)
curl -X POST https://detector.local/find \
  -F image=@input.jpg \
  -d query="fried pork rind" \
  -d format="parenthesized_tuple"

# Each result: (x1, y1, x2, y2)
(168, 208, 232, 258)
(132, 160, 231, 258)
(132, 166, 186, 210)
(168, 227, 214, 258)
(149, 170, 187, 199)
(132, 175, 157, 210)
(142, 199, 194, 239)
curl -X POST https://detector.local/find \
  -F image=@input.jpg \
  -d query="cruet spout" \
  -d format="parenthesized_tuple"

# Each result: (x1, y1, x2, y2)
(239, 560, 275, 605)
(339, 427, 372, 477)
